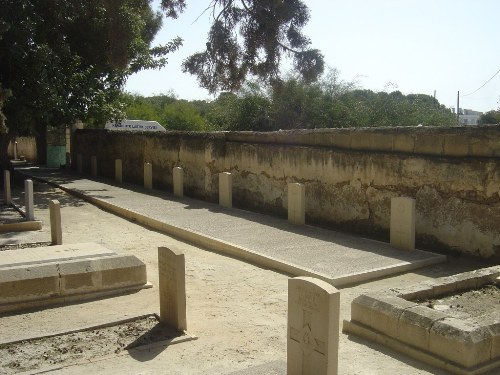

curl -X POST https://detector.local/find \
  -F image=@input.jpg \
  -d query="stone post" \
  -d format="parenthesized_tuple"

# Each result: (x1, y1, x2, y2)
(144, 162, 153, 189)
(3, 170, 11, 204)
(77, 154, 83, 173)
(390, 197, 416, 251)
(90, 156, 97, 177)
(13, 141, 18, 160)
(115, 159, 123, 183)
(288, 183, 305, 225)
(288, 277, 340, 375)
(49, 199, 62, 245)
(158, 246, 187, 331)
(173, 167, 184, 197)
(219, 172, 232, 208)
(24, 179, 34, 221)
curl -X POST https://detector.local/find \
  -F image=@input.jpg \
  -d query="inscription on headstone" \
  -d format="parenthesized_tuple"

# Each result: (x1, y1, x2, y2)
(288, 277, 340, 375)
(158, 246, 187, 331)
(390, 197, 415, 251)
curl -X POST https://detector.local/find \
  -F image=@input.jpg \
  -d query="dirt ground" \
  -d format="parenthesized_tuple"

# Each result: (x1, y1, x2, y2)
(0, 181, 497, 374)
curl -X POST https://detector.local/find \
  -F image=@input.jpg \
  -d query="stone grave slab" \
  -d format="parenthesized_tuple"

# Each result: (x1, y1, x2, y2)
(0, 242, 150, 314)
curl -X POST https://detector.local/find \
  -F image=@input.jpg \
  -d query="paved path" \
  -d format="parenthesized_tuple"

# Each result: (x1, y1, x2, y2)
(18, 168, 446, 287)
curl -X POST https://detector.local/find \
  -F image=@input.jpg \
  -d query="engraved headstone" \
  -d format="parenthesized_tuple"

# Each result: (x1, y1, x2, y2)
(144, 162, 152, 189)
(390, 197, 415, 251)
(115, 159, 123, 183)
(219, 172, 232, 208)
(49, 199, 62, 245)
(3, 170, 11, 204)
(173, 167, 184, 197)
(24, 179, 34, 221)
(288, 277, 340, 375)
(288, 183, 305, 225)
(158, 246, 187, 331)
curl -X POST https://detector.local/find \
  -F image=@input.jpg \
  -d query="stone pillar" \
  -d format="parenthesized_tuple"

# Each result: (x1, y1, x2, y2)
(288, 277, 340, 375)
(13, 141, 18, 160)
(49, 199, 62, 245)
(3, 170, 11, 204)
(158, 246, 187, 331)
(90, 155, 97, 177)
(144, 162, 153, 189)
(219, 172, 232, 208)
(288, 183, 305, 225)
(173, 167, 184, 197)
(24, 179, 34, 221)
(77, 154, 83, 173)
(390, 197, 416, 251)
(115, 159, 123, 183)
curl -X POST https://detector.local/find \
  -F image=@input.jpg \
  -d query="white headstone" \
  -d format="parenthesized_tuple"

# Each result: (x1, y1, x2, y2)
(390, 197, 416, 251)
(3, 170, 11, 204)
(49, 199, 62, 245)
(115, 159, 123, 183)
(219, 172, 232, 208)
(144, 162, 152, 189)
(91, 156, 97, 177)
(158, 246, 187, 331)
(288, 277, 340, 375)
(173, 167, 184, 197)
(288, 183, 305, 225)
(24, 179, 34, 221)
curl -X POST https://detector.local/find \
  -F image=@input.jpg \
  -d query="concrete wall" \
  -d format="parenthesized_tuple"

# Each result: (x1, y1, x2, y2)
(73, 126, 500, 258)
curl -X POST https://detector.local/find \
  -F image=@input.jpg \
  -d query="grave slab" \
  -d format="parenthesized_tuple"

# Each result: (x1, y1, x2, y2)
(0, 242, 150, 314)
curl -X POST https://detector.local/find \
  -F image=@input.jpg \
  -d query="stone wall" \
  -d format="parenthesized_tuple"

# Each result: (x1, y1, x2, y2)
(73, 126, 500, 258)
(7, 137, 37, 162)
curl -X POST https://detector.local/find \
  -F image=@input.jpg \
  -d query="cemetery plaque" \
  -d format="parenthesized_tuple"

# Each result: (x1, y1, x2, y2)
(158, 246, 187, 331)
(288, 277, 340, 375)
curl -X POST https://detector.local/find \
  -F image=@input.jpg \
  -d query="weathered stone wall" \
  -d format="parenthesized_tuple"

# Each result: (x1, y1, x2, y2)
(7, 137, 37, 161)
(73, 126, 500, 258)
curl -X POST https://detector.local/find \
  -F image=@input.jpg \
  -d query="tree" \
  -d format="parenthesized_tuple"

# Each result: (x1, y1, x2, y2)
(478, 110, 500, 125)
(162, 0, 324, 93)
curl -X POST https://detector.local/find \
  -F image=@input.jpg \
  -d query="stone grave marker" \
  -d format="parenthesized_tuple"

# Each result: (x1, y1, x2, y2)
(173, 167, 184, 197)
(390, 197, 415, 251)
(3, 170, 11, 204)
(50, 199, 62, 245)
(24, 179, 34, 221)
(144, 162, 152, 189)
(219, 172, 233, 208)
(115, 159, 123, 183)
(288, 183, 305, 225)
(158, 246, 187, 331)
(288, 277, 340, 375)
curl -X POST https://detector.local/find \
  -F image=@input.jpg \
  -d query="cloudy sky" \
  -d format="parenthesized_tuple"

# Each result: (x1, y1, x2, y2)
(125, 0, 500, 112)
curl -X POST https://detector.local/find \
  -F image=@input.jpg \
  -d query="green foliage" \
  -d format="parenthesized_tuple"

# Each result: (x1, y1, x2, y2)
(479, 110, 500, 125)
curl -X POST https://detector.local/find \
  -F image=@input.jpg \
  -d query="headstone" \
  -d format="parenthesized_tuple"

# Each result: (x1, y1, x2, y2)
(91, 155, 97, 177)
(219, 172, 232, 208)
(288, 277, 340, 375)
(158, 246, 187, 331)
(144, 162, 152, 189)
(24, 179, 34, 221)
(115, 159, 123, 183)
(390, 197, 415, 251)
(173, 167, 184, 197)
(77, 153, 83, 173)
(288, 183, 305, 225)
(49, 199, 62, 245)
(3, 170, 11, 204)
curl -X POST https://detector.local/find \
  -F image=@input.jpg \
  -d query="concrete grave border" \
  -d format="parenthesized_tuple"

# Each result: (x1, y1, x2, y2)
(343, 266, 500, 375)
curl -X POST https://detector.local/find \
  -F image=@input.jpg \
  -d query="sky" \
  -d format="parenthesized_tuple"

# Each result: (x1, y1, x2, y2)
(125, 0, 500, 113)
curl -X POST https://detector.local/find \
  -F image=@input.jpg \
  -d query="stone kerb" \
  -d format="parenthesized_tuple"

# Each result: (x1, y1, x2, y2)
(115, 159, 123, 183)
(144, 162, 153, 189)
(173, 167, 184, 197)
(49, 199, 62, 245)
(3, 170, 11, 204)
(24, 179, 34, 221)
(158, 246, 187, 331)
(219, 172, 232, 208)
(390, 197, 415, 251)
(288, 277, 340, 375)
(91, 155, 97, 177)
(288, 183, 305, 225)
